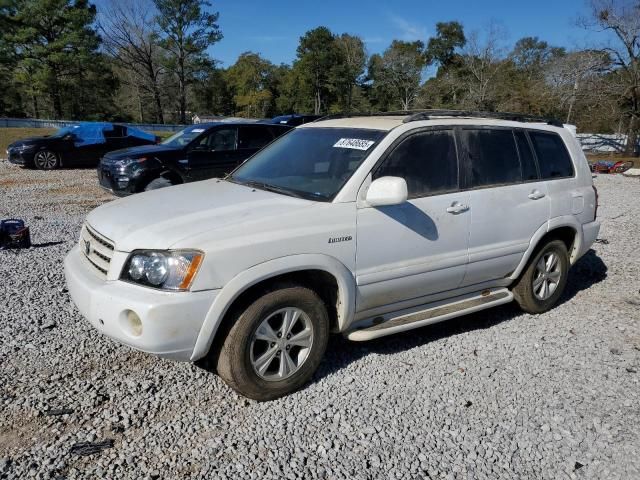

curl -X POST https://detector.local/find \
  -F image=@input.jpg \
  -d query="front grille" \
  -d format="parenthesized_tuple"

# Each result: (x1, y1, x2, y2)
(80, 225, 115, 278)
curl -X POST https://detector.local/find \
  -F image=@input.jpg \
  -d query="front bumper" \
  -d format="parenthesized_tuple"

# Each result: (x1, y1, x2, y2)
(64, 245, 218, 361)
(97, 165, 136, 196)
(7, 149, 35, 166)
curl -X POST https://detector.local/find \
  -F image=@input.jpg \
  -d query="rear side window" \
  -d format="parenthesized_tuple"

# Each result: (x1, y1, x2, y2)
(374, 130, 458, 198)
(515, 130, 539, 181)
(238, 126, 274, 150)
(529, 131, 574, 179)
(463, 129, 521, 187)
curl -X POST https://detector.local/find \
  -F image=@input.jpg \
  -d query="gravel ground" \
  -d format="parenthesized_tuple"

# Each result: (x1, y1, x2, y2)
(1, 161, 639, 480)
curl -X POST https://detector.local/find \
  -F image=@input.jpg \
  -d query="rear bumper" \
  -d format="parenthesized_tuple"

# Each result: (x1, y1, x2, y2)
(64, 245, 218, 361)
(577, 220, 600, 259)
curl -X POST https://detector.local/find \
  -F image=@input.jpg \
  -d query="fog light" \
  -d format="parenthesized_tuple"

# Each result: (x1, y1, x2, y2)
(115, 176, 129, 187)
(123, 310, 142, 337)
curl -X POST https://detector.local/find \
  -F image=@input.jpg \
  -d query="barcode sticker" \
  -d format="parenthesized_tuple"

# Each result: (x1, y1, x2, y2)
(333, 138, 375, 150)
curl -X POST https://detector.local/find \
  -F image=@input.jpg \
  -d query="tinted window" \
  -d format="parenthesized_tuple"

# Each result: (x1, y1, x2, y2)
(198, 128, 237, 151)
(104, 125, 126, 138)
(463, 129, 521, 187)
(374, 130, 458, 198)
(238, 126, 274, 149)
(515, 130, 538, 181)
(529, 131, 574, 179)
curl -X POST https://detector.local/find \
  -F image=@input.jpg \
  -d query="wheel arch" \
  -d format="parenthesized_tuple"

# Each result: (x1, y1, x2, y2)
(190, 254, 356, 361)
(510, 218, 581, 281)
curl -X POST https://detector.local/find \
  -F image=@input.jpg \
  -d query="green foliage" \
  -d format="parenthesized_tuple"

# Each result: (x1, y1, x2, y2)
(2, 0, 117, 119)
(153, 0, 222, 123)
(226, 52, 276, 117)
(425, 21, 466, 67)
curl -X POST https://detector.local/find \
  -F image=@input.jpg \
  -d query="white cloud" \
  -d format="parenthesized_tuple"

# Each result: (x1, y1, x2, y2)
(389, 14, 428, 41)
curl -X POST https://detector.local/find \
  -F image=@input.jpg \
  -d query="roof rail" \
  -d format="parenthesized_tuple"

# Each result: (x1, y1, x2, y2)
(314, 111, 425, 122)
(402, 109, 564, 127)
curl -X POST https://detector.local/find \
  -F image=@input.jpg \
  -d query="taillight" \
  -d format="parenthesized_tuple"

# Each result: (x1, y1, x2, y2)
(592, 185, 598, 220)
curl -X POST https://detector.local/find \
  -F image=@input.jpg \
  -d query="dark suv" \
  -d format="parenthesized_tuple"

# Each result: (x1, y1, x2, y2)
(98, 121, 292, 195)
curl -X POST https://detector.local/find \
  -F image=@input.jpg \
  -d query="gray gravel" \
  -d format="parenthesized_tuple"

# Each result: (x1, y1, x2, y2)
(1, 161, 639, 479)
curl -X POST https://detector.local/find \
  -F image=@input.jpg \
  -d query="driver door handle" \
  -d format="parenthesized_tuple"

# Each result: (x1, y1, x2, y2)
(446, 203, 469, 214)
(528, 190, 546, 200)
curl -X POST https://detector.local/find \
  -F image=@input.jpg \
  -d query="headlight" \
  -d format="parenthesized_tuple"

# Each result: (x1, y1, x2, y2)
(120, 250, 204, 291)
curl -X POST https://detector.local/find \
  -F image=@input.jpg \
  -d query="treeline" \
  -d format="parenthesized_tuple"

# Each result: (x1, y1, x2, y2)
(0, 0, 638, 151)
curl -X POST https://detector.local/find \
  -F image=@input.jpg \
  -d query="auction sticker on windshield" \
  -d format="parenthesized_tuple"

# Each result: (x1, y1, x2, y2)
(333, 138, 375, 150)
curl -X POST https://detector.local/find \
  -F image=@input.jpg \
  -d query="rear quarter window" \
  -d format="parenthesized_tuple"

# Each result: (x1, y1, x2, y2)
(529, 131, 574, 179)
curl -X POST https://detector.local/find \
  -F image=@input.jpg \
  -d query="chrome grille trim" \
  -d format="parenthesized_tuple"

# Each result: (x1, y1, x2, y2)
(80, 225, 115, 278)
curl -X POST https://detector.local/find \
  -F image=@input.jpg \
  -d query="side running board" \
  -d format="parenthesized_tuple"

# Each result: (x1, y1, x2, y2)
(346, 288, 513, 341)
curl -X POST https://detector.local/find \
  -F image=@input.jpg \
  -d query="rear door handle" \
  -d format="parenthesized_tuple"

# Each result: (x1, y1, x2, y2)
(528, 190, 545, 200)
(446, 203, 469, 214)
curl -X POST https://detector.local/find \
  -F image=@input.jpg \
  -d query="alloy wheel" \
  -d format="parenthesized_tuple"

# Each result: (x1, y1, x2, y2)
(533, 252, 562, 300)
(35, 151, 58, 169)
(249, 307, 314, 381)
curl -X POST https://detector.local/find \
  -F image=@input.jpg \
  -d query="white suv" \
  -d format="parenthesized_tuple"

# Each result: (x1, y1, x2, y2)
(64, 111, 600, 400)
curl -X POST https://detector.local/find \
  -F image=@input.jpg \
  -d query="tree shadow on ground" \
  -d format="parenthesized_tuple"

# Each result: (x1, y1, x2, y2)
(314, 249, 607, 381)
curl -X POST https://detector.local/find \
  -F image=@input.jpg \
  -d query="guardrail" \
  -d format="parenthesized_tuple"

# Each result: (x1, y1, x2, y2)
(0, 117, 185, 132)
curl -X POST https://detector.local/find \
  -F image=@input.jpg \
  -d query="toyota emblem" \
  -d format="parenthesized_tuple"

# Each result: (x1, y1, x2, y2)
(84, 240, 91, 255)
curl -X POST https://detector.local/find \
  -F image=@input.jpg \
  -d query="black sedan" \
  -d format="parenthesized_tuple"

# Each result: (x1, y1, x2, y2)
(98, 121, 292, 195)
(6, 123, 158, 170)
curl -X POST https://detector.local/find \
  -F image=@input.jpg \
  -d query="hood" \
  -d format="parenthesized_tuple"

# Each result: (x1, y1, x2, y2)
(86, 179, 313, 251)
(102, 144, 177, 160)
(8, 136, 52, 148)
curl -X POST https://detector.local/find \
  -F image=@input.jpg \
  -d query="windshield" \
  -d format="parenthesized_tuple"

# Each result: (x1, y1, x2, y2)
(230, 127, 386, 201)
(161, 125, 208, 147)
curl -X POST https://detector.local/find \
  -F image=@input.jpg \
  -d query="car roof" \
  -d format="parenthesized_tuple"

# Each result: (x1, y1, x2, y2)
(300, 112, 567, 133)
(191, 120, 287, 128)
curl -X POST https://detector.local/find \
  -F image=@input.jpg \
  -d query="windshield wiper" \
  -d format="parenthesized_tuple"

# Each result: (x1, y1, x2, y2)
(240, 180, 304, 198)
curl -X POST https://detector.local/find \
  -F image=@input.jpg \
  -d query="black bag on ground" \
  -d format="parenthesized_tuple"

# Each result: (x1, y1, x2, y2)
(0, 219, 31, 249)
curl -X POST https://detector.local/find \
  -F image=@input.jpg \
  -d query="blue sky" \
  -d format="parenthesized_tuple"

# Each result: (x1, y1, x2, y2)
(209, 0, 606, 67)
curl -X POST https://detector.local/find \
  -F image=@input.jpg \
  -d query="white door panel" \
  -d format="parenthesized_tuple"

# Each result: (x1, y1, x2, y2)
(356, 192, 470, 312)
(462, 182, 549, 286)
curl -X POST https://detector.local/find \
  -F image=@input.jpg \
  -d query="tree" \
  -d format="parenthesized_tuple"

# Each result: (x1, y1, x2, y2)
(459, 23, 507, 110)
(100, 0, 167, 123)
(425, 21, 466, 68)
(5, 0, 116, 119)
(333, 33, 366, 111)
(154, 0, 222, 123)
(296, 27, 338, 114)
(376, 40, 426, 110)
(226, 52, 275, 117)
(583, 0, 640, 154)
(511, 37, 565, 78)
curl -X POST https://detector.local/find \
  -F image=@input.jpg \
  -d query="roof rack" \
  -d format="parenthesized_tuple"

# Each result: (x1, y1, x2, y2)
(316, 109, 564, 127)
(404, 109, 564, 127)
(315, 111, 424, 122)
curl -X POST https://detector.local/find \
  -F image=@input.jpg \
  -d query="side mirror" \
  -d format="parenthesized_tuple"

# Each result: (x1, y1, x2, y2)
(366, 176, 408, 207)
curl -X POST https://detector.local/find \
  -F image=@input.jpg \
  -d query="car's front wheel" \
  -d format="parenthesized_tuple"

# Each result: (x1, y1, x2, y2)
(33, 150, 60, 170)
(143, 176, 175, 191)
(215, 284, 329, 401)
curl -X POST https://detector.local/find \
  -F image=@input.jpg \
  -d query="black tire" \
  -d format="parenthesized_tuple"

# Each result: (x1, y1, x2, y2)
(144, 176, 174, 191)
(215, 284, 329, 401)
(33, 150, 60, 170)
(513, 239, 569, 314)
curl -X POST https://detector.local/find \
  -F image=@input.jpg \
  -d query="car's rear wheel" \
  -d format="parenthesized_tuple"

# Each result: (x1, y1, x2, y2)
(513, 239, 569, 314)
(215, 284, 329, 401)
(33, 150, 60, 170)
